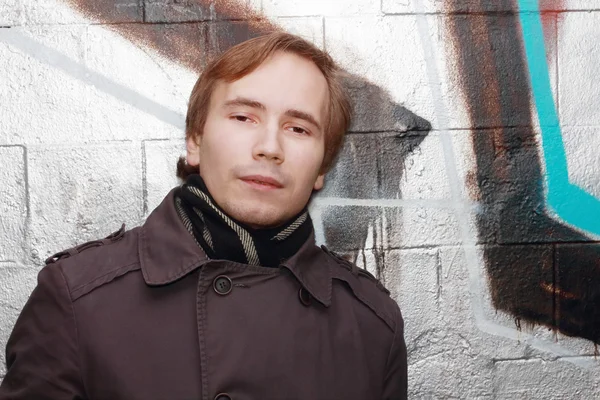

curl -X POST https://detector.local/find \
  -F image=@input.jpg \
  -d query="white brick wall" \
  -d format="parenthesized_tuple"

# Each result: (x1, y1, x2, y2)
(1, 0, 600, 396)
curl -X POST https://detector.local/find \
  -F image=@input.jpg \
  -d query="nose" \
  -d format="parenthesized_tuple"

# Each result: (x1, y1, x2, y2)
(253, 121, 284, 164)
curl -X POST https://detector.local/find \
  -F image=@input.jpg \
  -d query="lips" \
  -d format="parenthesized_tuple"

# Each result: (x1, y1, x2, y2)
(240, 175, 283, 188)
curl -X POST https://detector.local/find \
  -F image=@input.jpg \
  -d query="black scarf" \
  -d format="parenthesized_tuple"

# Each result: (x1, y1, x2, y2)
(174, 174, 313, 267)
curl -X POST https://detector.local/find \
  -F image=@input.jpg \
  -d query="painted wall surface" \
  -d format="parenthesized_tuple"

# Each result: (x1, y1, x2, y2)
(1, 0, 600, 397)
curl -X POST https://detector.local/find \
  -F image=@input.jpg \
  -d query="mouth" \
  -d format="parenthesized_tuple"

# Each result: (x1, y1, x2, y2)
(240, 175, 284, 190)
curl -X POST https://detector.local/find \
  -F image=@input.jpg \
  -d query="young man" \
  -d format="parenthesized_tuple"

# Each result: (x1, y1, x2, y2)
(0, 32, 407, 399)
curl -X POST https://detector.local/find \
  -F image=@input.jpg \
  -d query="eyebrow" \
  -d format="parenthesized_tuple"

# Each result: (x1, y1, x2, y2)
(223, 97, 265, 110)
(223, 97, 322, 132)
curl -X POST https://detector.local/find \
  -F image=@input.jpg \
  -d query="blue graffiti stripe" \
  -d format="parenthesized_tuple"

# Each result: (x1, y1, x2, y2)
(517, 1, 600, 236)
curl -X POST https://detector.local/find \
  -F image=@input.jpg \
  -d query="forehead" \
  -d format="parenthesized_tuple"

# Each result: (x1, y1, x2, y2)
(213, 52, 329, 123)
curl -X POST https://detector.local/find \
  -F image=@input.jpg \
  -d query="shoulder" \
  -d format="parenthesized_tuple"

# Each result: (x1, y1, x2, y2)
(44, 224, 142, 301)
(321, 246, 403, 333)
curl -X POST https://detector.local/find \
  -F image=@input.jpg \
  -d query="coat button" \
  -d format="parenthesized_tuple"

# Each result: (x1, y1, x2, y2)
(213, 275, 233, 295)
(298, 287, 311, 306)
(214, 393, 232, 400)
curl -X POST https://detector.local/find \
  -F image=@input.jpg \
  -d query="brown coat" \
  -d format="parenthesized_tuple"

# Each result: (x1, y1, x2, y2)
(0, 189, 407, 400)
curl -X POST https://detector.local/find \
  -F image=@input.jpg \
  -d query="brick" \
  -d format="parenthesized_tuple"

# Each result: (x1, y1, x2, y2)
(382, 0, 499, 14)
(145, 0, 214, 23)
(446, 244, 553, 346)
(341, 72, 433, 133)
(409, 346, 494, 399)
(320, 205, 381, 252)
(28, 143, 143, 261)
(495, 187, 590, 244)
(325, 15, 463, 130)
(321, 131, 474, 201)
(561, 126, 600, 199)
(450, 130, 480, 199)
(84, 24, 199, 142)
(484, 244, 555, 329)
(206, 21, 264, 57)
(384, 206, 462, 248)
(263, 0, 380, 17)
(1, 0, 141, 26)
(383, 248, 497, 398)
(0, 0, 88, 26)
(67, 0, 142, 23)
(533, 329, 600, 360)
(437, 246, 549, 358)
(145, 0, 262, 23)
(493, 358, 600, 399)
(318, 133, 379, 199)
(144, 139, 185, 215)
(276, 17, 324, 49)
(558, 11, 600, 127)
(352, 247, 385, 279)
(0, 263, 39, 375)
(437, 246, 474, 328)
(379, 132, 449, 199)
(383, 248, 440, 334)
(478, 128, 543, 186)
(0, 0, 21, 26)
(378, 129, 479, 203)
(562, 0, 600, 9)
(465, 128, 587, 244)
(0, 25, 88, 145)
(446, 13, 557, 130)
(554, 243, 600, 345)
(0, 147, 27, 261)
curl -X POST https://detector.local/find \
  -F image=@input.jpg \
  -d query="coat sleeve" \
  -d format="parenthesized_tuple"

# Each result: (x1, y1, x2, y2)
(381, 303, 408, 400)
(0, 263, 87, 399)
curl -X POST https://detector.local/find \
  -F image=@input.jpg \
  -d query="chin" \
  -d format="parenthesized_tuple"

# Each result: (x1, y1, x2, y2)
(228, 203, 288, 229)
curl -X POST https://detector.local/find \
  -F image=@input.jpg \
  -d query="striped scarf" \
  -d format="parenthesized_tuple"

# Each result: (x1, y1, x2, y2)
(174, 174, 312, 267)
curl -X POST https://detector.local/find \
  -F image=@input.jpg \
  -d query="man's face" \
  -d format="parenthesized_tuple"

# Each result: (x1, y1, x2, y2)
(186, 51, 328, 228)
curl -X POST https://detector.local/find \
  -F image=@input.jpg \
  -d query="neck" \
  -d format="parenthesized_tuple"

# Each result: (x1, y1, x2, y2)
(174, 174, 313, 267)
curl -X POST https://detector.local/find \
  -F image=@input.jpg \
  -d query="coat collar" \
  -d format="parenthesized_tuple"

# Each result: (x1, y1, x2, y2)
(139, 188, 333, 307)
(280, 230, 332, 307)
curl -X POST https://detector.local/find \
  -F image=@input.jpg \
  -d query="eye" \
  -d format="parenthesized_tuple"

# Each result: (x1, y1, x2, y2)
(289, 126, 309, 135)
(232, 115, 252, 123)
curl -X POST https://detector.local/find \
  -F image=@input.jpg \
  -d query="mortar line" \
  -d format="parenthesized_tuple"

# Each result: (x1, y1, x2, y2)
(497, 240, 600, 246)
(22, 144, 32, 266)
(141, 141, 148, 216)
(21, 145, 30, 220)
(321, 16, 326, 52)
(3, 17, 270, 28)
(312, 197, 480, 209)
(346, 124, 557, 134)
(342, 241, 599, 251)
(382, 10, 590, 17)
(554, 12, 560, 122)
(435, 249, 442, 304)
(553, 243, 558, 337)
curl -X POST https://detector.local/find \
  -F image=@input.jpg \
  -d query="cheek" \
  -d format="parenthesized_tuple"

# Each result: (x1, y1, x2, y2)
(288, 143, 324, 183)
(200, 121, 244, 161)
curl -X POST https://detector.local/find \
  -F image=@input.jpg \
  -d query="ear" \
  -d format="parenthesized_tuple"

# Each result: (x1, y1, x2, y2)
(186, 135, 201, 166)
(313, 174, 325, 191)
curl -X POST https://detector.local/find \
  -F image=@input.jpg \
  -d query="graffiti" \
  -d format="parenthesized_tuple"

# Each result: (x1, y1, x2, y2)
(65, 0, 277, 73)
(446, 0, 600, 344)
(3, 0, 598, 350)
(518, 0, 600, 236)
